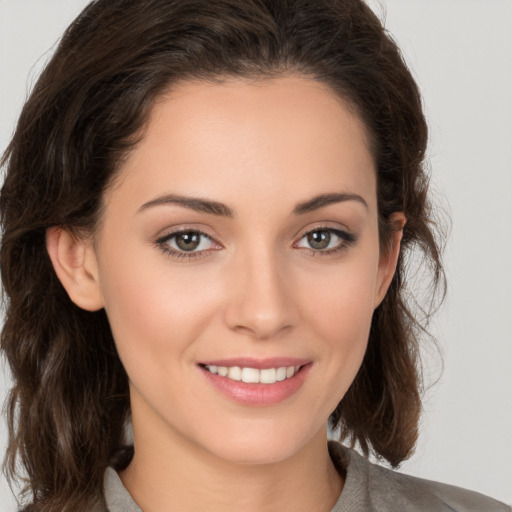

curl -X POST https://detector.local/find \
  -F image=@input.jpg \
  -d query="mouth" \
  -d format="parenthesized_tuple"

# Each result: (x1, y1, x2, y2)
(198, 359, 311, 406)
(200, 364, 301, 384)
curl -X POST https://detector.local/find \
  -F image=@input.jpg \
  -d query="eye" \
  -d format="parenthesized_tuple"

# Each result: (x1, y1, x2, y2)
(295, 227, 356, 253)
(156, 229, 220, 258)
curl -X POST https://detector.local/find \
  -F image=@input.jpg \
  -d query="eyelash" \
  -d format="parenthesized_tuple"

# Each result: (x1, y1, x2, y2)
(155, 229, 221, 261)
(155, 226, 357, 261)
(293, 226, 357, 256)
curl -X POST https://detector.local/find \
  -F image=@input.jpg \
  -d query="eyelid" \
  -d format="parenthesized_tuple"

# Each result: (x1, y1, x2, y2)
(154, 227, 223, 260)
(293, 225, 357, 253)
(155, 227, 217, 244)
(153, 223, 357, 261)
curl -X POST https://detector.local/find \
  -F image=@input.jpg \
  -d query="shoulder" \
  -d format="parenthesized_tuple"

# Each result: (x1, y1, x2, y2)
(103, 467, 141, 512)
(329, 442, 511, 512)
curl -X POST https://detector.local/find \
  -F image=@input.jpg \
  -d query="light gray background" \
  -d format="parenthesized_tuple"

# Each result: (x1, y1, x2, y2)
(1, 0, 511, 509)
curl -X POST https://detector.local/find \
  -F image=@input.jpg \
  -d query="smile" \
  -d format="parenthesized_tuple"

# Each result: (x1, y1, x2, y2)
(199, 358, 311, 406)
(203, 365, 300, 384)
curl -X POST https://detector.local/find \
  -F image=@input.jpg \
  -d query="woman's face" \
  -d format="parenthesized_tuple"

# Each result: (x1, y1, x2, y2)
(83, 76, 399, 464)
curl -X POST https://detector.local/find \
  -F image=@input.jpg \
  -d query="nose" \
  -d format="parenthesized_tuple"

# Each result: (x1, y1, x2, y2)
(223, 248, 299, 340)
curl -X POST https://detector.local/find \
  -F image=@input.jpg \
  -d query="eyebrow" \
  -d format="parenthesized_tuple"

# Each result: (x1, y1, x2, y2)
(138, 194, 234, 217)
(293, 193, 368, 214)
(138, 191, 367, 217)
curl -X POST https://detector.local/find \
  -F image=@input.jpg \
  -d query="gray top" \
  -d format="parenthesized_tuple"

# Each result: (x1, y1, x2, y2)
(104, 442, 511, 511)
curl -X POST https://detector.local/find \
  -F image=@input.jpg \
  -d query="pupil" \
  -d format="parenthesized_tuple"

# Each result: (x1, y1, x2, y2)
(308, 230, 330, 250)
(176, 232, 200, 251)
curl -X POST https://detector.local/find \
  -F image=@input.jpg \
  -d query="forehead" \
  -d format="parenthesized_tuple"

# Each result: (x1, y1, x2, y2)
(106, 75, 376, 214)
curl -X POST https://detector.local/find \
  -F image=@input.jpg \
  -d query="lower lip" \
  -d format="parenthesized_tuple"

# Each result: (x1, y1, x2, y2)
(200, 364, 311, 406)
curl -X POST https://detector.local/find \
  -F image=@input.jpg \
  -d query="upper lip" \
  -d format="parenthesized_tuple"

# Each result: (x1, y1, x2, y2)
(198, 357, 311, 369)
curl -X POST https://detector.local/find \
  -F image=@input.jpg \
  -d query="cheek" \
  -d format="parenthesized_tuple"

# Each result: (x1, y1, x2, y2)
(298, 255, 378, 343)
(293, 249, 379, 397)
(315, 281, 374, 375)
(96, 243, 223, 372)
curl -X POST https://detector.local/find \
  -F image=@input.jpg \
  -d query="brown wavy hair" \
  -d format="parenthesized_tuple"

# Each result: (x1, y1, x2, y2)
(1, 0, 444, 510)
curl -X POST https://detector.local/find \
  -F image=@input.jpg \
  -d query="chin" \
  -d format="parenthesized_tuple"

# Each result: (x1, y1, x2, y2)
(198, 420, 324, 466)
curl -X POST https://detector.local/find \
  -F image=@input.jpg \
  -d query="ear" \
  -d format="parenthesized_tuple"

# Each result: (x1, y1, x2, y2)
(46, 227, 104, 311)
(374, 212, 406, 307)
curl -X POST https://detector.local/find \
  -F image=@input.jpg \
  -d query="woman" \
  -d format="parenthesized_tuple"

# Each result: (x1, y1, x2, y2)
(0, 0, 509, 511)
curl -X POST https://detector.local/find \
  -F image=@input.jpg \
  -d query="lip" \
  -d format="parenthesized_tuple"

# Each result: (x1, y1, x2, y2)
(199, 357, 311, 369)
(198, 358, 312, 406)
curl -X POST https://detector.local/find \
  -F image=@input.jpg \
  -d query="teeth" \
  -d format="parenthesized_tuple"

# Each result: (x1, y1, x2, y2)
(241, 367, 259, 383)
(260, 368, 276, 384)
(276, 367, 287, 381)
(228, 366, 242, 381)
(204, 364, 300, 384)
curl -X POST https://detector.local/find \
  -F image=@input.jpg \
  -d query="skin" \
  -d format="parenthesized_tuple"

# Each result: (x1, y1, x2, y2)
(47, 75, 404, 512)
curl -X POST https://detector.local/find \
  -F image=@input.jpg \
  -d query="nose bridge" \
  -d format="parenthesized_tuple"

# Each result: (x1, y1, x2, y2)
(224, 240, 298, 339)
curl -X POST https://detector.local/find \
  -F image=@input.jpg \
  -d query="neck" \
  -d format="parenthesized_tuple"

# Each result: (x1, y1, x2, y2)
(121, 420, 343, 512)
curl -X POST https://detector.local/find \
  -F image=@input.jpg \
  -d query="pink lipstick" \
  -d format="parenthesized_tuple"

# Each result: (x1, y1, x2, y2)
(198, 358, 312, 406)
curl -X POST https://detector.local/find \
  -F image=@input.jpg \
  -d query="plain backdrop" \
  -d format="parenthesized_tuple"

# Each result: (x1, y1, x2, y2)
(1, 0, 511, 509)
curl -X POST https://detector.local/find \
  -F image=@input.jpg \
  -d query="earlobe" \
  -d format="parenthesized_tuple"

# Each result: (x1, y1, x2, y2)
(46, 227, 104, 311)
(374, 212, 406, 307)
